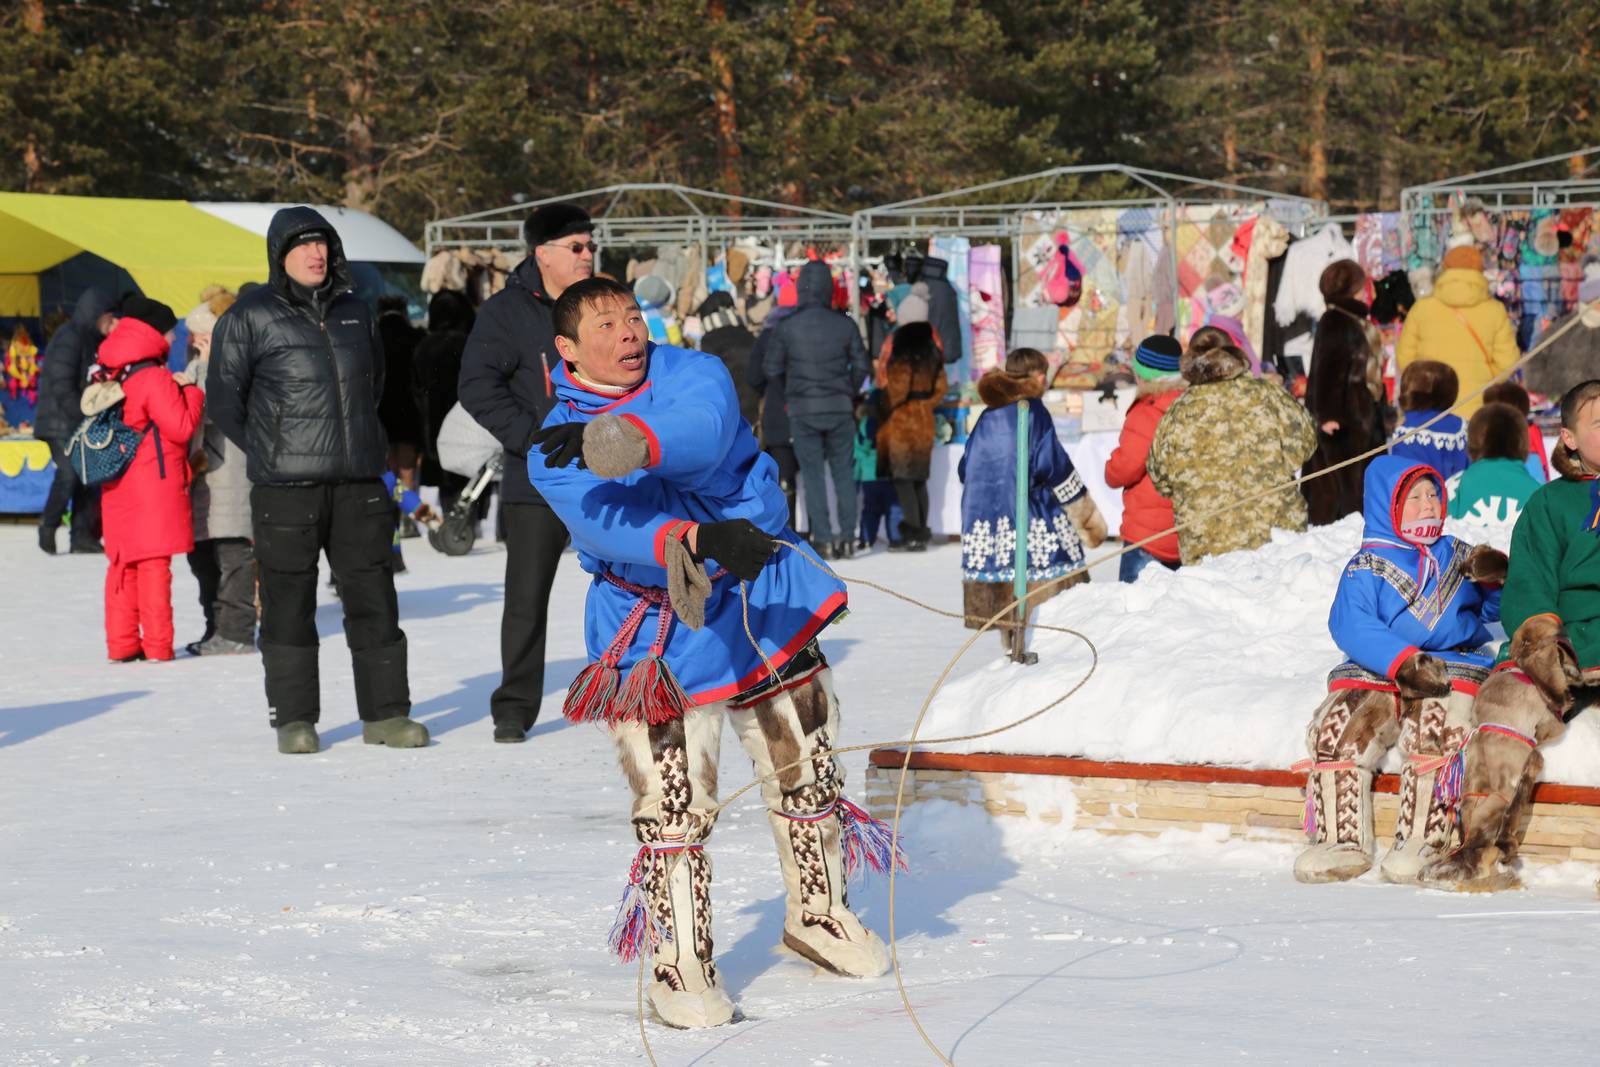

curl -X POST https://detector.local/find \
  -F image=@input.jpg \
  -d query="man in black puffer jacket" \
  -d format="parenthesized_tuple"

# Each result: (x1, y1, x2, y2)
(34, 286, 118, 555)
(457, 203, 588, 743)
(760, 260, 870, 560)
(208, 206, 427, 756)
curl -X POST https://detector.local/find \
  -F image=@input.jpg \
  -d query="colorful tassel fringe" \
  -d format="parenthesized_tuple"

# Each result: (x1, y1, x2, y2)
(607, 846, 672, 962)
(562, 659, 620, 723)
(1302, 789, 1317, 838)
(835, 798, 909, 882)
(616, 654, 696, 726)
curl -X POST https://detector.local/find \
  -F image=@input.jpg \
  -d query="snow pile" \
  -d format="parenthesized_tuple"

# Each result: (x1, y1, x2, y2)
(920, 515, 1600, 786)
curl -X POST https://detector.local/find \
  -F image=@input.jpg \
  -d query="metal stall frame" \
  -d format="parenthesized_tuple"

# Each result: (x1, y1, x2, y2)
(1401, 146, 1600, 219)
(425, 183, 856, 280)
(852, 165, 1326, 355)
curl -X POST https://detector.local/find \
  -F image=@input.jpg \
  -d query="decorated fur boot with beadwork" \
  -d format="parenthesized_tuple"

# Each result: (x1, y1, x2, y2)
(1293, 689, 1398, 884)
(729, 664, 894, 977)
(1381, 692, 1474, 884)
(640, 841, 734, 1029)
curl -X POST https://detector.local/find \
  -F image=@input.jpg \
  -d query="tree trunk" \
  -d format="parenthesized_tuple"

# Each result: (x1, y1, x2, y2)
(22, 0, 44, 189)
(707, 0, 742, 209)
(1306, 21, 1328, 202)
(343, 67, 377, 210)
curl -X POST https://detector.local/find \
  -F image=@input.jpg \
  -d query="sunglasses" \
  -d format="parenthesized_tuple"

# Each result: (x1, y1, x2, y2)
(546, 239, 598, 255)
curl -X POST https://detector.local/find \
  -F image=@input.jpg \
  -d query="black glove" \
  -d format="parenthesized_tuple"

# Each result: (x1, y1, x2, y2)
(694, 519, 778, 582)
(528, 422, 587, 469)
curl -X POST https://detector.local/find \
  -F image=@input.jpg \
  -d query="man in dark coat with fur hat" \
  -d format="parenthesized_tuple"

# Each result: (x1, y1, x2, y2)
(209, 206, 427, 756)
(457, 203, 592, 742)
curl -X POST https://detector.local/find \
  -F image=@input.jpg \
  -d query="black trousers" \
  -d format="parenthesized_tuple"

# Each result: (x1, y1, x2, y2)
(252, 481, 409, 727)
(893, 478, 930, 533)
(187, 537, 257, 644)
(40, 438, 101, 547)
(495, 501, 569, 730)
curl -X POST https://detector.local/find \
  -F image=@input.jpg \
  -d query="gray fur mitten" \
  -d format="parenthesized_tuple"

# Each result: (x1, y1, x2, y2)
(663, 532, 712, 631)
(1394, 652, 1451, 699)
(1065, 494, 1109, 549)
(1463, 544, 1508, 585)
(582, 414, 651, 479)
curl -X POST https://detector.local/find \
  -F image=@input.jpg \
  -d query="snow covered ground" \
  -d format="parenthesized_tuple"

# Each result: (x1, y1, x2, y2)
(4, 524, 1600, 1066)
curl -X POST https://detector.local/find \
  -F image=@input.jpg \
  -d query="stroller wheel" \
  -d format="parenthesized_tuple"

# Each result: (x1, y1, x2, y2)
(428, 512, 477, 556)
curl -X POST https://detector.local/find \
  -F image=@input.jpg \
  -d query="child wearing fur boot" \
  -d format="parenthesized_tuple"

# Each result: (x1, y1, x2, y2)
(1295, 453, 1507, 885)
(525, 278, 897, 1030)
(959, 348, 1107, 662)
(1419, 381, 1600, 890)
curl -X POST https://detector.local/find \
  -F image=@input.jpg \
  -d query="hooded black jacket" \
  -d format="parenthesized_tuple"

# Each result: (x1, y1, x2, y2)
(207, 206, 390, 486)
(34, 287, 118, 442)
(917, 256, 964, 367)
(759, 261, 869, 419)
(456, 257, 561, 505)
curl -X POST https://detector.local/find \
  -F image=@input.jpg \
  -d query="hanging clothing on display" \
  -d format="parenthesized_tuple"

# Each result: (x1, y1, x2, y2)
(1517, 209, 1562, 350)
(968, 244, 1007, 379)
(927, 237, 973, 375)
(1116, 206, 1171, 345)
(1242, 214, 1290, 360)
(1173, 203, 1258, 343)
(914, 252, 965, 373)
(1273, 223, 1355, 330)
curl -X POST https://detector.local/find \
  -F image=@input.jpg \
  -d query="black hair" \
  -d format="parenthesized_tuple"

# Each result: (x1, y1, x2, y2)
(888, 321, 939, 368)
(552, 277, 637, 342)
(1560, 379, 1600, 429)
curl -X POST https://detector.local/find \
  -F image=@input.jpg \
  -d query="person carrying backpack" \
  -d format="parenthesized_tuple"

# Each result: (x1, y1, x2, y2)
(93, 298, 205, 662)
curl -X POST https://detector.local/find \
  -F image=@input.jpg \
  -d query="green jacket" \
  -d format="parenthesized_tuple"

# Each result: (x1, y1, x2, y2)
(1502, 475, 1600, 669)
(1448, 457, 1542, 524)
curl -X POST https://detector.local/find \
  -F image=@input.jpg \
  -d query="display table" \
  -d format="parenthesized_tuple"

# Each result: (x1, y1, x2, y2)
(0, 438, 52, 513)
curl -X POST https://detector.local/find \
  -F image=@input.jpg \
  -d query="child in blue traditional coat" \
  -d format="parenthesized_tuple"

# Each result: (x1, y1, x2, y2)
(1389, 359, 1469, 482)
(958, 348, 1107, 662)
(525, 278, 897, 1030)
(1295, 453, 1507, 885)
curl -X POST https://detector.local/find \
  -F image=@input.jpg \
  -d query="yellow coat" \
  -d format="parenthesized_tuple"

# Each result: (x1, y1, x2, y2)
(1395, 268, 1519, 417)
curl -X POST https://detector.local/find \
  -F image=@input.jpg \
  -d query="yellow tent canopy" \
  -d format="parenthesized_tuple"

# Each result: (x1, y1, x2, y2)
(0, 193, 267, 315)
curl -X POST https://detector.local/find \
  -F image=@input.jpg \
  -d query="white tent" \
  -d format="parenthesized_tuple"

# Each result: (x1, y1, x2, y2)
(193, 203, 424, 263)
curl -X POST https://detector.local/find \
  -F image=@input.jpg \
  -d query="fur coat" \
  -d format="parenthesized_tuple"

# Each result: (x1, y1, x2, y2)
(876, 354, 947, 481)
(1302, 297, 1386, 526)
(1147, 345, 1317, 565)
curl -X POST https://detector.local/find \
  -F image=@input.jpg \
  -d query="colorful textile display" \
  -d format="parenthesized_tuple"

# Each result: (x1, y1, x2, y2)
(928, 235, 973, 376)
(968, 244, 1006, 380)
(1173, 203, 1259, 344)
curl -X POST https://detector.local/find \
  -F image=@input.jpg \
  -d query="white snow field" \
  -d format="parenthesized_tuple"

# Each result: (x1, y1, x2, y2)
(3, 523, 1600, 1066)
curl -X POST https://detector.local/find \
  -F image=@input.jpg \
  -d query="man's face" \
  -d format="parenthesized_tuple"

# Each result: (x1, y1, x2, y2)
(554, 294, 648, 389)
(535, 234, 596, 298)
(284, 240, 329, 288)
(95, 312, 118, 337)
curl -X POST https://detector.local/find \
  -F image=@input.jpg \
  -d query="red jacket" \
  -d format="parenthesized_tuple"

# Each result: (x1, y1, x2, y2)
(1104, 379, 1184, 564)
(97, 319, 205, 564)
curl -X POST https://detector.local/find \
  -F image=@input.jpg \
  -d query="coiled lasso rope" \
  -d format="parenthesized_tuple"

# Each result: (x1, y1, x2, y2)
(629, 301, 1598, 1065)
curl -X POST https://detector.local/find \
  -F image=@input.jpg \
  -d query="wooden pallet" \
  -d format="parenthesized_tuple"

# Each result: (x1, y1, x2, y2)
(864, 749, 1600, 864)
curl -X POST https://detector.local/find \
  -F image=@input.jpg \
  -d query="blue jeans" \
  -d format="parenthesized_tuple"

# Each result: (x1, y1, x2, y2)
(791, 411, 858, 543)
(1119, 545, 1180, 583)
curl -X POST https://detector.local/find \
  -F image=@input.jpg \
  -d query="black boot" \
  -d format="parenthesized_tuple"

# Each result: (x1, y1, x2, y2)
(38, 524, 57, 555)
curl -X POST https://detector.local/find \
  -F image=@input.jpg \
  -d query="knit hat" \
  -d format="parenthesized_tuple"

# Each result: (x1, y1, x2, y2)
(523, 203, 593, 248)
(1132, 334, 1182, 381)
(285, 228, 329, 254)
(633, 273, 673, 310)
(120, 296, 177, 336)
(185, 301, 218, 336)
(1441, 246, 1483, 272)
(897, 282, 931, 325)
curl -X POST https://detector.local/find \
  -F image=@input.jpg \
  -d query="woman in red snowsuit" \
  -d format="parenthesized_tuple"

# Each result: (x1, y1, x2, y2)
(96, 300, 205, 662)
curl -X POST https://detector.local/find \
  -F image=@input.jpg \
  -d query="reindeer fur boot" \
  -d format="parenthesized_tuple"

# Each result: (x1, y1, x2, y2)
(1295, 689, 1399, 884)
(1382, 690, 1474, 884)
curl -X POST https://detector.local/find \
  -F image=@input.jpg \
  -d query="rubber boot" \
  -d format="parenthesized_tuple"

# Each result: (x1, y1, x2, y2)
(645, 846, 735, 1029)
(362, 716, 429, 748)
(1294, 768, 1375, 884)
(277, 721, 320, 754)
(768, 810, 890, 977)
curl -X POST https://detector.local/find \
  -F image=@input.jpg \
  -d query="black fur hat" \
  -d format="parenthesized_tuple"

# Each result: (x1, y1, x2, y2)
(523, 203, 593, 248)
(1399, 360, 1459, 412)
(1467, 402, 1529, 462)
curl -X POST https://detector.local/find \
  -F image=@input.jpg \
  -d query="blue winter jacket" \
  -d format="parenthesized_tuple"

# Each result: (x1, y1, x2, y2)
(528, 343, 847, 705)
(1326, 454, 1500, 692)
(1390, 409, 1468, 483)
(958, 383, 1086, 585)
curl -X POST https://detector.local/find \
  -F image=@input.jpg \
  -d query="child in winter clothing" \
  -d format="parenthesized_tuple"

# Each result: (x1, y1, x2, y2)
(96, 299, 206, 662)
(1104, 334, 1184, 581)
(1499, 380, 1600, 680)
(381, 469, 438, 571)
(1146, 332, 1316, 564)
(1447, 403, 1542, 524)
(1390, 360, 1467, 482)
(960, 348, 1107, 661)
(1295, 454, 1506, 885)
(1482, 379, 1550, 484)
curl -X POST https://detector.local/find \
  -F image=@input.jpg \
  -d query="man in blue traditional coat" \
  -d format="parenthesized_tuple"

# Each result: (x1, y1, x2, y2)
(527, 277, 897, 1028)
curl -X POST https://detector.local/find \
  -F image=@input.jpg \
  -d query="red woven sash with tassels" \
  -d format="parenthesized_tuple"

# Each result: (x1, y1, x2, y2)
(563, 569, 726, 727)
